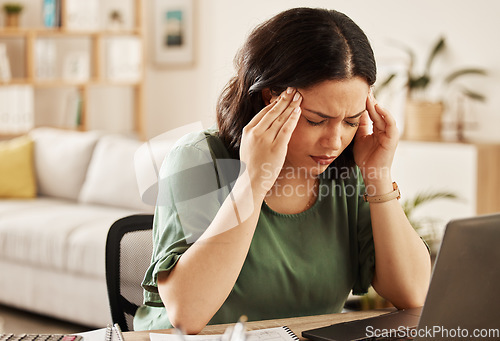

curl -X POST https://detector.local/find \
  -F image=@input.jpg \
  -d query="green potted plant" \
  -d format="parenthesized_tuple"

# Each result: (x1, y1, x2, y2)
(3, 3, 23, 28)
(377, 37, 487, 141)
(402, 190, 459, 256)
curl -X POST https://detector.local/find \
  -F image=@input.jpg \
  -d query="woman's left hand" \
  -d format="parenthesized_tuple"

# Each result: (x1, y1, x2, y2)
(353, 91, 399, 176)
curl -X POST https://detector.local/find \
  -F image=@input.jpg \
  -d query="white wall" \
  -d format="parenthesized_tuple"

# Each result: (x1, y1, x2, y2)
(144, 0, 500, 142)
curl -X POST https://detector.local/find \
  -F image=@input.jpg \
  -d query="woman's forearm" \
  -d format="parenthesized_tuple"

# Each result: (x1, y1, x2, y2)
(157, 89, 302, 333)
(157, 174, 264, 334)
(365, 177, 432, 309)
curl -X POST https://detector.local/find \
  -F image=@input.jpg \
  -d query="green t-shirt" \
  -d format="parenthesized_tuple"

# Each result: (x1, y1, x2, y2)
(133, 128, 375, 331)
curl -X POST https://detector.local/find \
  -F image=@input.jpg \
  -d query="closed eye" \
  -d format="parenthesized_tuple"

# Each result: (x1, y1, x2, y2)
(304, 108, 365, 128)
(306, 118, 327, 126)
(344, 120, 359, 128)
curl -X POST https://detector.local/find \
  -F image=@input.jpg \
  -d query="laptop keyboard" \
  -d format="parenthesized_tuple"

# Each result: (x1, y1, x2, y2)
(0, 334, 82, 341)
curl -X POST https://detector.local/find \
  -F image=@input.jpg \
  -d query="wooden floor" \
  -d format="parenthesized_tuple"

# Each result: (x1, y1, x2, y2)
(0, 305, 90, 334)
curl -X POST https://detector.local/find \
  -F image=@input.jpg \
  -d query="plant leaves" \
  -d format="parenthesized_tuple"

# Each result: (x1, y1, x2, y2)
(387, 39, 416, 80)
(444, 68, 487, 84)
(424, 36, 445, 76)
(461, 88, 487, 101)
(402, 191, 459, 219)
(374, 73, 397, 97)
(409, 75, 430, 90)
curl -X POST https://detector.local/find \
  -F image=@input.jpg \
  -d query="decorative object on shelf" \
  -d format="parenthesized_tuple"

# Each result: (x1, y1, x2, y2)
(404, 100, 443, 141)
(376, 37, 487, 141)
(107, 9, 124, 31)
(153, 0, 194, 66)
(2, 3, 23, 28)
(450, 92, 479, 142)
(63, 52, 90, 82)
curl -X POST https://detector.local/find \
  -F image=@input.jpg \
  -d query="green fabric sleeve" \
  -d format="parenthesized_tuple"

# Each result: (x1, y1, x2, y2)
(140, 139, 229, 306)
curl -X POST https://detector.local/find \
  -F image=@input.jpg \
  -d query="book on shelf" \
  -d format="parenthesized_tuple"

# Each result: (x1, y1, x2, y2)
(65, 0, 99, 30)
(0, 86, 34, 134)
(106, 37, 142, 82)
(42, 0, 61, 28)
(63, 52, 90, 82)
(61, 89, 82, 129)
(0, 43, 11, 83)
(35, 39, 57, 80)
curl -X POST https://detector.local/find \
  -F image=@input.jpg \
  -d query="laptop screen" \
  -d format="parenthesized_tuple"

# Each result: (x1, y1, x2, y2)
(302, 213, 500, 341)
(415, 213, 500, 340)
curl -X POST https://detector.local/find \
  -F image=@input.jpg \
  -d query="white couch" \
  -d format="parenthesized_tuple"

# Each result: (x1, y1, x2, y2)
(0, 127, 159, 328)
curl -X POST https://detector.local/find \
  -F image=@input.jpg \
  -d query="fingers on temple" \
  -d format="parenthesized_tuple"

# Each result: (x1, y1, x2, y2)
(254, 88, 301, 134)
(267, 90, 302, 137)
(356, 111, 371, 136)
(274, 105, 301, 146)
(245, 99, 277, 130)
(367, 92, 399, 136)
(375, 103, 399, 138)
(366, 93, 385, 131)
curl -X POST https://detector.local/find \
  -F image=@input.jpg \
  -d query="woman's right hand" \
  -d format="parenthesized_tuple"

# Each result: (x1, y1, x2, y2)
(239, 87, 302, 198)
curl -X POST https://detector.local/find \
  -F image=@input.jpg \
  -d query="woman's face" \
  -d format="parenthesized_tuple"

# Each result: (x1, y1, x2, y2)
(275, 77, 369, 177)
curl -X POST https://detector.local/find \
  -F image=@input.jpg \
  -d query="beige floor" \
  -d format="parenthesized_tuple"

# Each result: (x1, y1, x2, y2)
(0, 304, 91, 335)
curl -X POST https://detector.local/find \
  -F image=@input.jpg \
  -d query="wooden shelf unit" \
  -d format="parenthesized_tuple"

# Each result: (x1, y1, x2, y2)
(393, 140, 500, 225)
(0, 0, 145, 139)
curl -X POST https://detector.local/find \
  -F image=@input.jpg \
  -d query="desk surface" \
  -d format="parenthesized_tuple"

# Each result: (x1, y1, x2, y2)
(124, 309, 392, 341)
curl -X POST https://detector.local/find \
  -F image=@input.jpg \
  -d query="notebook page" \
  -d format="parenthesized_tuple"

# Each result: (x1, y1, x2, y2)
(149, 326, 298, 341)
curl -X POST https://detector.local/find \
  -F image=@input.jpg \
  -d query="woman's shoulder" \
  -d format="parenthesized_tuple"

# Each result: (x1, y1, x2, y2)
(160, 127, 230, 176)
(171, 126, 215, 149)
(171, 126, 228, 156)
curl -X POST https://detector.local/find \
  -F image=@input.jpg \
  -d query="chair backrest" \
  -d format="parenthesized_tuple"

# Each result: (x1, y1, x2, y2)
(105, 214, 154, 331)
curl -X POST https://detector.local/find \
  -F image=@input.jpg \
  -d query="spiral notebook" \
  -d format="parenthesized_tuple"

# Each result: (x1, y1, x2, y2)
(149, 326, 299, 341)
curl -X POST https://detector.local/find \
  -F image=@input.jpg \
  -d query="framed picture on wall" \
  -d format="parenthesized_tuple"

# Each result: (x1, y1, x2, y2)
(153, 0, 194, 66)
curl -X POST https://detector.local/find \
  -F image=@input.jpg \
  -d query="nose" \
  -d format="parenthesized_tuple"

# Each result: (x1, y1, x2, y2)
(320, 123, 343, 151)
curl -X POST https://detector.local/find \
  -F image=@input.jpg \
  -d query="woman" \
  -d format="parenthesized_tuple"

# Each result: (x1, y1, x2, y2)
(134, 7, 431, 332)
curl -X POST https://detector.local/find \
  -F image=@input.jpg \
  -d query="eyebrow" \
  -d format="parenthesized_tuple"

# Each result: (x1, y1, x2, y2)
(303, 108, 366, 119)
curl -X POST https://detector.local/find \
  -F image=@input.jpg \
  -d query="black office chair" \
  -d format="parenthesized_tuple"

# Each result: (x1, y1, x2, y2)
(105, 214, 154, 331)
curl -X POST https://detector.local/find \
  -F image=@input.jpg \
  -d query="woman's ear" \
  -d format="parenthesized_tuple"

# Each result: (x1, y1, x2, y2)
(262, 88, 276, 105)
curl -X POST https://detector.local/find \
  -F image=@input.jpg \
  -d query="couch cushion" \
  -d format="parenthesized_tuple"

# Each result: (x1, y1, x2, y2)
(0, 135, 37, 198)
(134, 122, 204, 206)
(29, 127, 100, 200)
(78, 135, 153, 212)
(0, 197, 141, 277)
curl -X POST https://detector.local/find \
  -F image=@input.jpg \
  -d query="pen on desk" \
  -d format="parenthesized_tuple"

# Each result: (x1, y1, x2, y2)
(230, 315, 247, 341)
(174, 327, 187, 341)
(105, 324, 112, 341)
(113, 323, 124, 341)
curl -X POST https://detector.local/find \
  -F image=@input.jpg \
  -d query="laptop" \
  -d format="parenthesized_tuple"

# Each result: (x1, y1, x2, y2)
(302, 213, 500, 341)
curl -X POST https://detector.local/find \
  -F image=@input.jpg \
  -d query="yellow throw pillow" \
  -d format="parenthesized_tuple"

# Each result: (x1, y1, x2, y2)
(0, 135, 37, 198)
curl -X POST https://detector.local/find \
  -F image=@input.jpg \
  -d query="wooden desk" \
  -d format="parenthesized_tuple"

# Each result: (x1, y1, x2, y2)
(124, 309, 393, 341)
